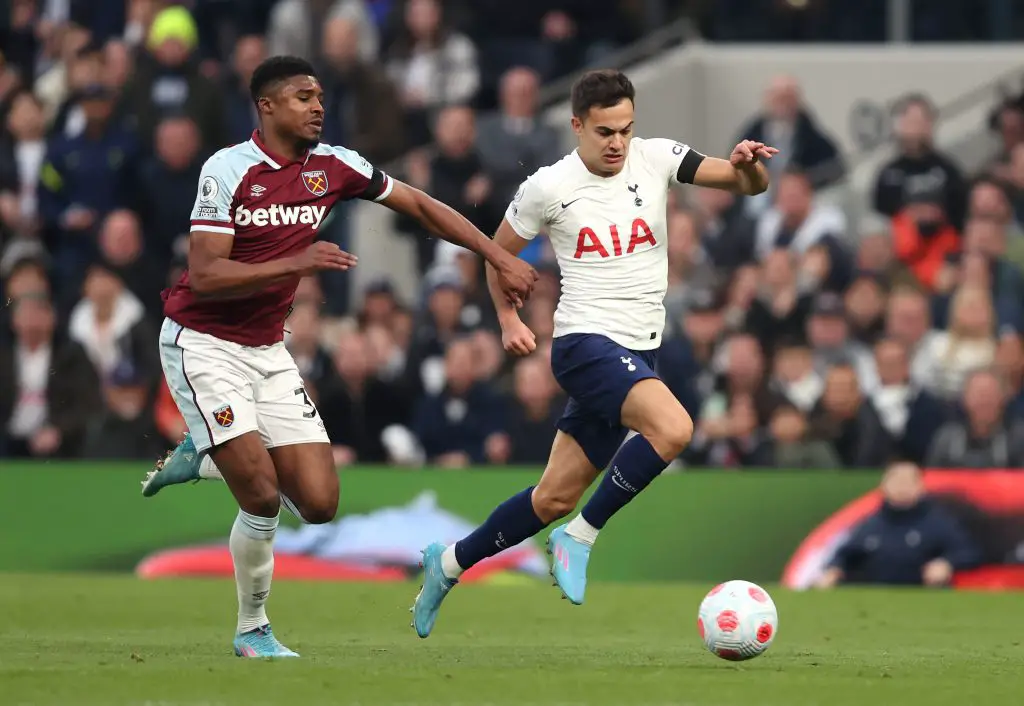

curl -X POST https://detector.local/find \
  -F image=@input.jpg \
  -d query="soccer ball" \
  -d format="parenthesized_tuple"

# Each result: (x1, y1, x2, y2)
(697, 579, 778, 661)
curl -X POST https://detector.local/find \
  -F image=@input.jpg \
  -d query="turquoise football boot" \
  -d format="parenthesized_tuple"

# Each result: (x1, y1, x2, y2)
(141, 433, 201, 497)
(410, 542, 457, 638)
(233, 624, 299, 658)
(548, 524, 591, 605)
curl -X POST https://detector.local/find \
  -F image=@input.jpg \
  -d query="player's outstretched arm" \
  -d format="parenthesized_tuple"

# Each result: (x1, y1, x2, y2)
(691, 140, 778, 195)
(379, 180, 538, 306)
(485, 219, 537, 356)
(188, 231, 356, 298)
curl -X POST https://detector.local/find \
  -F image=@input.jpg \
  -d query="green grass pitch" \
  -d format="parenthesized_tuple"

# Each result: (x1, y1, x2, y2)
(1, 573, 1021, 705)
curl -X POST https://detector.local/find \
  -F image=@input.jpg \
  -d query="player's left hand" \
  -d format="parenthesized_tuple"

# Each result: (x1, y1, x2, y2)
(730, 140, 778, 168)
(922, 558, 954, 587)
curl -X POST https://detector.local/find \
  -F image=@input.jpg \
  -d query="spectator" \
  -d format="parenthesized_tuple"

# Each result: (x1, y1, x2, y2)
(47, 41, 105, 138)
(0, 90, 46, 243)
(318, 328, 409, 465)
(916, 285, 997, 401)
(987, 101, 1024, 178)
(429, 242, 501, 332)
(761, 401, 841, 469)
(505, 356, 563, 464)
(995, 331, 1024, 420)
(735, 74, 843, 206)
(744, 248, 813, 357)
(932, 217, 1024, 334)
(267, 0, 378, 67)
(37, 82, 139, 298)
(926, 369, 1024, 469)
(318, 17, 405, 165)
(410, 336, 508, 467)
(402, 106, 493, 272)
(94, 209, 165, 322)
(871, 337, 946, 464)
(805, 292, 878, 394)
(284, 302, 334, 399)
(659, 287, 726, 421)
(33, 23, 93, 128)
(890, 186, 961, 292)
(386, 0, 480, 148)
(408, 268, 473, 391)
(0, 251, 50, 345)
(844, 271, 888, 345)
(768, 338, 823, 413)
(886, 285, 941, 386)
(664, 209, 715, 325)
(81, 356, 163, 460)
(120, 5, 225, 156)
(808, 362, 891, 467)
(0, 293, 100, 458)
(873, 93, 966, 227)
(139, 116, 203, 259)
(1003, 143, 1024, 224)
(67, 261, 157, 386)
(102, 39, 132, 92)
(689, 334, 779, 464)
(357, 279, 402, 330)
(753, 169, 851, 292)
(221, 35, 265, 143)
(693, 185, 757, 276)
(475, 67, 561, 207)
(816, 461, 980, 587)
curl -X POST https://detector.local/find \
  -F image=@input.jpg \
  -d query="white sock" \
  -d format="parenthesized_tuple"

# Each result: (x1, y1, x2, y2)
(230, 509, 279, 633)
(565, 514, 600, 546)
(199, 455, 223, 481)
(441, 544, 464, 580)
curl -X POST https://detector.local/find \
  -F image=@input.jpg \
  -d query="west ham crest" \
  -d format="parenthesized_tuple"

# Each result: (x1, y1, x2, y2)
(213, 404, 235, 428)
(302, 170, 328, 196)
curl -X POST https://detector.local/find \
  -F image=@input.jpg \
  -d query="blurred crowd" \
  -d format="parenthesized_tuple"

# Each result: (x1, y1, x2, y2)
(2, 1, 1024, 471)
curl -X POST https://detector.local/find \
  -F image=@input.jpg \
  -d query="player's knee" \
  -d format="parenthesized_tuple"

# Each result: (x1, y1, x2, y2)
(647, 410, 694, 459)
(297, 494, 338, 525)
(243, 483, 282, 518)
(532, 484, 581, 524)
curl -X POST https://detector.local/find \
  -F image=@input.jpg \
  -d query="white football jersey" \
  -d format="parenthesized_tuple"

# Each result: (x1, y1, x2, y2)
(505, 136, 702, 351)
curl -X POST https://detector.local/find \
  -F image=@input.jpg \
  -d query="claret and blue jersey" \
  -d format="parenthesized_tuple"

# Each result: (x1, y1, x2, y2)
(162, 130, 392, 347)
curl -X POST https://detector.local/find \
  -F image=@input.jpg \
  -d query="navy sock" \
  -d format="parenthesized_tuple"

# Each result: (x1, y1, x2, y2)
(581, 435, 669, 529)
(454, 486, 548, 570)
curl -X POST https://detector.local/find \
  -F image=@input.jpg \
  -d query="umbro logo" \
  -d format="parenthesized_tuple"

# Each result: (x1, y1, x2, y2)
(250, 184, 266, 198)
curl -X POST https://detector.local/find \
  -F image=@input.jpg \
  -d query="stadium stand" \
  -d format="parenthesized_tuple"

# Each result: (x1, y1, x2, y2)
(2, 0, 1024, 469)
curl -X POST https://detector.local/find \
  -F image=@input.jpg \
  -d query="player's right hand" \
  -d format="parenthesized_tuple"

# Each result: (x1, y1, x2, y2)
(295, 241, 358, 274)
(495, 255, 539, 308)
(501, 318, 537, 356)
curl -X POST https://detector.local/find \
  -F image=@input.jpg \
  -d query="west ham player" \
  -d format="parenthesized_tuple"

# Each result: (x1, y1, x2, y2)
(143, 56, 537, 658)
(412, 69, 777, 637)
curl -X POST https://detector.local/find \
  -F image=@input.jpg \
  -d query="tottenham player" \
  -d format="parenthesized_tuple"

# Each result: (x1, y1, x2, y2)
(411, 69, 777, 637)
(143, 56, 537, 658)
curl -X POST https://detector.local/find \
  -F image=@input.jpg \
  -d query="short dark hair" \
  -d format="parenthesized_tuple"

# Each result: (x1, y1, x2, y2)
(249, 56, 317, 106)
(895, 92, 935, 119)
(570, 69, 635, 119)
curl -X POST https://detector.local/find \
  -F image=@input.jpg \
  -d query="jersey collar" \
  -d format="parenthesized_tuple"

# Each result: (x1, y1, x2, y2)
(248, 129, 311, 169)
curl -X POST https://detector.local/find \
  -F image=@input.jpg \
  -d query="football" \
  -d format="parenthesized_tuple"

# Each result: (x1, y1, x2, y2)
(697, 579, 778, 661)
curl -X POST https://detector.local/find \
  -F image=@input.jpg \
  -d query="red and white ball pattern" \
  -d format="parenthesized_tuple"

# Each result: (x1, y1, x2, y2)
(697, 579, 778, 661)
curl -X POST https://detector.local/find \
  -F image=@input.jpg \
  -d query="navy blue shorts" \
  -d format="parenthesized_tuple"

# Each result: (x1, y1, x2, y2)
(550, 333, 660, 470)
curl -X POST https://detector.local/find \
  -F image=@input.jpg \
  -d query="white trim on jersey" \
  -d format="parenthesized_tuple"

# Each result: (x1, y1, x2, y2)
(190, 224, 235, 235)
(374, 174, 394, 202)
(248, 138, 282, 170)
